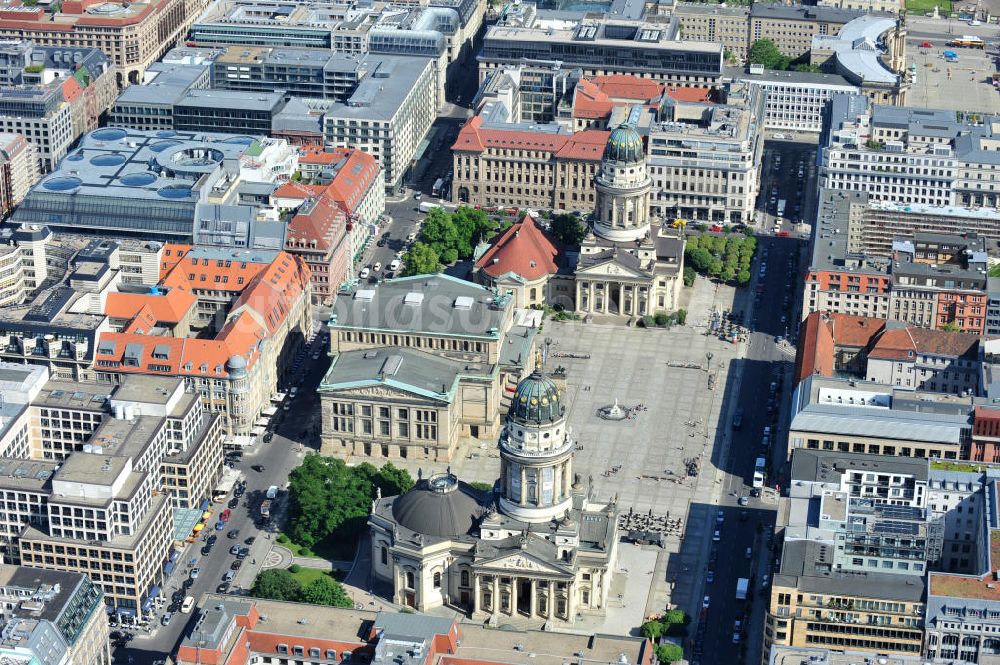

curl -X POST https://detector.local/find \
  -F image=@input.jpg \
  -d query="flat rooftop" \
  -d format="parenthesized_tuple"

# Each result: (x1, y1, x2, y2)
(110, 375, 184, 406)
(791, 449, 930, 485)
(52, 453, 130, 486)
(32, 382, 109, 412)
(452, 623, 651, 665)
(0, 458, 57, 491)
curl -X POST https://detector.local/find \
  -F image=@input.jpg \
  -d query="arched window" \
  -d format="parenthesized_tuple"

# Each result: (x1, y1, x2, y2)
(461, 570, 470, 587)
(433, 571, 442, 589)
(405, 571, 415, 589)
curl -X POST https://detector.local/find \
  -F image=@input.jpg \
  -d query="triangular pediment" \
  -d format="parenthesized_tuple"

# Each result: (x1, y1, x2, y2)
(319, 381, 444, 403)
(475, 551, 573, 577)
(576, 259, 649, 279)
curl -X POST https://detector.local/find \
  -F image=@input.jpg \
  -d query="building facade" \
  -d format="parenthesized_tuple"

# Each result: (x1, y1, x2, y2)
(369, 369, 619, 621)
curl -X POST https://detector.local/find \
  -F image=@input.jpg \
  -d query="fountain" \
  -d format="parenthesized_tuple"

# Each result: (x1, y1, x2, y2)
(597, 398, 630, 421)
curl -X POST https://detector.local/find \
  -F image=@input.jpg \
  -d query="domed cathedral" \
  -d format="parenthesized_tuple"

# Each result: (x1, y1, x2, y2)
(368, 368, 619, 625)
(593, 124, 652, 243)
(573, 123, 684, 319)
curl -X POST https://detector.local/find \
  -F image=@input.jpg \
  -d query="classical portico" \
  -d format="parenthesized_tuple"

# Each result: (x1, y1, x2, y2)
(368, 369, 619, 624)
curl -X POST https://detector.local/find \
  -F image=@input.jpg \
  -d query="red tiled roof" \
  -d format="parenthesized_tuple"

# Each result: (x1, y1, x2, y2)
(475, 216, 560, 280)
(665, 86, 714, 103)
(555, 130, 609, 160)
(795, 312, 835, 385)
(105, 286, 196, 323)
(61, 76, 83, 103)
(930, 530, 1000, 600)
(273, 182, 325, 200)
(452, 116, 608, 161)
(589, 75, 664, 101)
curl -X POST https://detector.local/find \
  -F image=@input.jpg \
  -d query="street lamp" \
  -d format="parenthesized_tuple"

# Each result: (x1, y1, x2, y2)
(544, 336, 553, 366)
(705, 351, 714, 370)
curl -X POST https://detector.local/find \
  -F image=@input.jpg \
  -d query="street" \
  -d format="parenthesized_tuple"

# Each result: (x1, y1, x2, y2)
(114, 336, 333, 665)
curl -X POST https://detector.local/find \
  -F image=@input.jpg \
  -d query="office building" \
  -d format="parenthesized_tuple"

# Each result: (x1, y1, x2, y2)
(769, 647, 966, 665)
(320, 274, 537, 461)
(788, 374, 972, 461)
(648, 81, 765, 225)
(110, 49, 436, 191)
(0, 133, 40, 217)
(175, 599, 651, 665)
(188, 0, 485, 104)
(370, 369, 618, 620)
(0, 42, 116, 171)
(0, 566, 110, 665)
(803, 191, 992, 332)
(748, 4, 864, 60)
(764, 537, 925, 657)
(0, 0, 208, 86)
(12, 127, 298, 247)
(728, 66, 858, 133)
(674, 4, 750, 62)
(480, 8, 723, 86)
(821, 95, 1000, 209)
(94, 244, 312, 438)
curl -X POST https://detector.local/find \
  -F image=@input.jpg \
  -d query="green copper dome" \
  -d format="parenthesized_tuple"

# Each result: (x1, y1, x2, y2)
(603, 123, 644, 164)
(510, 370, 563, 423)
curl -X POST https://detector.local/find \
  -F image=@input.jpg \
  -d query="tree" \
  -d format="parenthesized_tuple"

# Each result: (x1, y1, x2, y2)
(301, 575, 353, 608)
(640, 620, 664, 640)
(748, 39, 790, 70)
(687, 248, 713, 272)
(549, 213, 587, 246)
(653, 644, 684, 664)
(737, 269, 751, 286)
(654, 312, 669, 326)
(794, 63, 821, 73)
(374, 462, 415, 496)
(720, 265, 736, 283)
(683, 266, 696, 287)
(675, 309, 687, 325)
(401, 242, 441, 276)
(251, 569, 301, 602)
(708, 258, 723, 277)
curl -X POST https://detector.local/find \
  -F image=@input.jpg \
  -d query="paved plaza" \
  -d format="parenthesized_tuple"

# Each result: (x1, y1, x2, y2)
(906, 43, 1000, 115)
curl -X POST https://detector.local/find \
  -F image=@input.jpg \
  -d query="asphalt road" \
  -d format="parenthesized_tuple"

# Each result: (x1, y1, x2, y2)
(697, 137, 813, 665)
(115, 335, 333, 665)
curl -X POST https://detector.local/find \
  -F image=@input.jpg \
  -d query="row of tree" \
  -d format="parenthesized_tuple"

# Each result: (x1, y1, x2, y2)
(286, 455, 414, 552)
(685, 233, 757, 285)
(251, 568, 353, 608)
(640, 610, 690, 663)
(401, 207, 497, 275)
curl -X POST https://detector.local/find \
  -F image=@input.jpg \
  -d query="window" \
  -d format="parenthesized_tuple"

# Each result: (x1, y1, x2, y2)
(433, 571, 441, 588)
(381, 546, 388, 565)
(405, 571, 415, 589)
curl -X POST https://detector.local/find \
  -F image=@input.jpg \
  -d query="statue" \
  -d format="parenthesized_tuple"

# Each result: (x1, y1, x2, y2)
(535, 349, 543, 370)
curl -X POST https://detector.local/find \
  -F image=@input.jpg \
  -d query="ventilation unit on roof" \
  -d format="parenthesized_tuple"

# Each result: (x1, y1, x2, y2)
(404, 292, 425, 306)
(454, 296, 474, 310)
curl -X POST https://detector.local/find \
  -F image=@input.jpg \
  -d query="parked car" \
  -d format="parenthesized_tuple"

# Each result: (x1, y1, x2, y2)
(214, 520, 225, 531)
(228, 529, 240, 540)
(161, 612, 173, 626)
(190, 568, 200, 579)
(217, 582, 230, 594)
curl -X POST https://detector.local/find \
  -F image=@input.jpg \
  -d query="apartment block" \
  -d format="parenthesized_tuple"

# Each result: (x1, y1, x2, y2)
(0, 0, 207, 85)
(0, 566, 110, 665)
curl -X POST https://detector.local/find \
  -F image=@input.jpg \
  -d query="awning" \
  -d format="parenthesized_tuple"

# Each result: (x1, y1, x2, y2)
(141, 585, 160, 611)
(169, 550, 180, 563)
(118, 607, 136, 617)
(163, 561, 175, 576)
(199, 499, 210, 511)
(105, 605, 114, 614)
(251, 426, 266, 436)
(201, 511, 212, 520)
(255, 417, 269, 427)
(262, 406, 278, 417)
(193, 523, 205, 532)
(271, 392, 287, 403)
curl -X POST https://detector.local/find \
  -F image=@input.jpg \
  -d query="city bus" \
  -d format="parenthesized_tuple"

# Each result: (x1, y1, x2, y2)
(948, 36, 985, 48)
(752, 456, 766, 488)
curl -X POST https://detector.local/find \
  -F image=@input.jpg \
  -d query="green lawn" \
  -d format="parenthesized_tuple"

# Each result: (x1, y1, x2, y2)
(905, 0, 951, 15)
(280, 532, 358, 562)
(930, 460, 984, 473)
(288, 566, 343, 586)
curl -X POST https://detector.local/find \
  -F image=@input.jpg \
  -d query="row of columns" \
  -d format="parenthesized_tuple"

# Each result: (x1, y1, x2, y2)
(501, 459, 573, 508)
(576, 280, 650, 316)
(473, 574, 574, 620)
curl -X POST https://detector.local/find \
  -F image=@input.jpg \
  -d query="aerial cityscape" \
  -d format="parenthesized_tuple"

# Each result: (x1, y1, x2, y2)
(0, 0, 997, 662)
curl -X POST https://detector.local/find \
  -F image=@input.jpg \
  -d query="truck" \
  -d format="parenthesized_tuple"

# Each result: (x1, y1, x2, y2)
(776, 199, 786, 217)
(181, 595, 195, 614)
(419, 201, 441, 214)
(260, 499, 272, 519)
(753, 456, 766, 488)
(736, 578, 749, 601)
(266, 485, 279, 500)
(431, 178, 444, 197)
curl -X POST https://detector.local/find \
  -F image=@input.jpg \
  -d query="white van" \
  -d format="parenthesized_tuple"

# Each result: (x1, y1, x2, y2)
(389, 259, 401, 272)
(181, 595, 195, 614)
